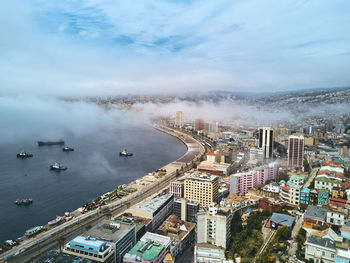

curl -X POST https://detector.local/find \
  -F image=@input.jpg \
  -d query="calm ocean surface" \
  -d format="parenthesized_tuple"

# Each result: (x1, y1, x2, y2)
(0, 120, 187, 244)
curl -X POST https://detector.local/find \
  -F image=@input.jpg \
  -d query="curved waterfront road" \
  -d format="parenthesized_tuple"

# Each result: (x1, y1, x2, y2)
(1, 126, 205, 263)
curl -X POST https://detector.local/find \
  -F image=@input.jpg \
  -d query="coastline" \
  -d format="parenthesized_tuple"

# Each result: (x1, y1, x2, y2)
(0, 125, 205, 262)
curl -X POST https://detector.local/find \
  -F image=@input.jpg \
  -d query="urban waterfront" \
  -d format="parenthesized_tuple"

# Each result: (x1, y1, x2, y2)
(0, 120, 187, 244)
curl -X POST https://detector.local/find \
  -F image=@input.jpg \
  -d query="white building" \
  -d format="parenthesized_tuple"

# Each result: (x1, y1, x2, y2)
(263, 182, 280, 193)
(63, 236, 114, 263)
(305, 236, 336, 263)
(279, 183, 302, 205)
(258, 127, 273, 159)
(196, 206, 232, 249)
(326, 206, 346, 226)
(194, 243, 233, 263)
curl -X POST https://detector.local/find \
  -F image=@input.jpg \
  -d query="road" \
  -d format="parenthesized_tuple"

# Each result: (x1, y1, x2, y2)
(303, 167, 319, 188)
(1, 127, 205, 263)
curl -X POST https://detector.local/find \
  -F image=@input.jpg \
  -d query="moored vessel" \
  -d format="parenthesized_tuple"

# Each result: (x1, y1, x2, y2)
(48, 216, 63, 225)
(15, 198, 33, 205)
(119, 148, 133, 156)
(16, 150, 33, 158)
(38, 139, 64, 146)
(50, 162, 67, 171)
(62, 146, 74, 152)
(25, 226, 45, 237)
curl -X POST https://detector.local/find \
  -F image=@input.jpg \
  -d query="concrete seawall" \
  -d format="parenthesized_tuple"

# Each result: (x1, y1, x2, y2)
(153, 125, 205, 174)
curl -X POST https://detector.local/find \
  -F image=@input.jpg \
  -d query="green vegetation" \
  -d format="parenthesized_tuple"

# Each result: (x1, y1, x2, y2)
(256, 226, 292, 263)
(295, 227, 307, 260)
(344, 167, 350, 178)
(275, 142, 287, 157)
(227, 210, 271, 262)
(303, 158, 310, 172)
(278, 170, 289, 181)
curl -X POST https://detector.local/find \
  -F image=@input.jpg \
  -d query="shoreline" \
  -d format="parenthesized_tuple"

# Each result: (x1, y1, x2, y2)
(0, 125, 205, 262)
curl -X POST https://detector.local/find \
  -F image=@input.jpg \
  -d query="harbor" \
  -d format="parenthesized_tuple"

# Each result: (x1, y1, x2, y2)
(0, 125, 204, 262)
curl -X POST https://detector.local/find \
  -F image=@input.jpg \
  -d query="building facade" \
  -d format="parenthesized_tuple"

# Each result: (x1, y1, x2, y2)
(184, 174, 219, 207)
(230, 163, 279, 195)
(173, 198, 199, 223)
(196, 206, 232, 249)
(288, 135, 304, 170)
(170, 181, 184, 199)
(258, 127, 273, 159)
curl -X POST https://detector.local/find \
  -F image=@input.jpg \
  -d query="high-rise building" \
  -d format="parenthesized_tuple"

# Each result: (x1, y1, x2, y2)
(196, 206, 232, 249)
(175, 111, 184, 127)
(173, 198, 200, 223)
(194, 118, 205, 131)
(184, 173, 219, 207)
(230, 162, 279, 195)
(258, 127, 273, 159)
(288, 135, 304, 169)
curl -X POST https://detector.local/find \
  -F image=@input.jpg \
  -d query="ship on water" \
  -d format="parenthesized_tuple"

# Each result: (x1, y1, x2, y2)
(50, 162, 67, 171)
(16, 150, 33, 158)
(15, 198, 33, 205)
(38, 139, 64, 146)
(62, 146, 74, 152)
(119, 148, 133, 156)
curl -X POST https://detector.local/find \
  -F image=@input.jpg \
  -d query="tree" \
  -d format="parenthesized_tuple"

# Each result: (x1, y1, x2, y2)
(304, 158, 310, 172)
(56, 236, 66, 252)
(275, 226, 291, 241)
(231, 212, 243, 237)
(106, 213, 112, 220)
(85, 224, 92, 231)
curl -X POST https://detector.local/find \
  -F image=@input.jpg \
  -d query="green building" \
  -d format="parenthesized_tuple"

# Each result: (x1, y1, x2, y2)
(318, 189, 329, 205)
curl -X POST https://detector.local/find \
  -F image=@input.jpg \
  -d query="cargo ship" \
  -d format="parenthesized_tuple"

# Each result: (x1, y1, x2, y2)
(16, 150, 33, 158)
(38, 139, 65, 146)
(15, 198, 33, 205)
(120, 148, 133, 156)
(50, 162, 67, 171)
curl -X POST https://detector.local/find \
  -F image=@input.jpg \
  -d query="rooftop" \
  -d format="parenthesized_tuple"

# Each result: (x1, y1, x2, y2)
(306, 236, 336, 250)
(185, 173, 219, 182)
(130, 194, 173, 216)
(85, 219, 135, 243)
(270, 213, 295, 228)
(124, 240, 164, 261)
(305, 206, 328, 221)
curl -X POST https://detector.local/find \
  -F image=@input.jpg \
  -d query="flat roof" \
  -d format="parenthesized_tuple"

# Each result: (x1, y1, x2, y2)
(131, 194, 173, 215)
(125, 240, 164, 261)
(85, 219, 135, 243)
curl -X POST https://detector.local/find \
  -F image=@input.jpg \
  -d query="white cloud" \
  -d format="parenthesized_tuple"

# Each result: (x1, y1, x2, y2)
(0, 0, 349, 96)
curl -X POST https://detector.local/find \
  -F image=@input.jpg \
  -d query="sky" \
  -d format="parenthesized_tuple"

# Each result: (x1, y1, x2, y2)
(1, 0, 350, 96)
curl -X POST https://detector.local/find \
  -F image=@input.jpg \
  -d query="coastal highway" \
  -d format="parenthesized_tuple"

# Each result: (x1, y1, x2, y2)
(1, 127, 205, 263)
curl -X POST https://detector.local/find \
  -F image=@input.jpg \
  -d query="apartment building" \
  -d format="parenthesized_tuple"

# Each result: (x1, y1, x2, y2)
(196, 206, 232, 249)
(184, 173, 219, 207)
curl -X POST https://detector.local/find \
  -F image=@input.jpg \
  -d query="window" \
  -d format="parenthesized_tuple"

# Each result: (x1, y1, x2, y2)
(322, 251, 325, 256)
(331, 253, 334, 258)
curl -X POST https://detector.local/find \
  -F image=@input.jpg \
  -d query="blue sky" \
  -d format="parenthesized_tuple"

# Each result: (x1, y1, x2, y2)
(1, 0, 350, 96)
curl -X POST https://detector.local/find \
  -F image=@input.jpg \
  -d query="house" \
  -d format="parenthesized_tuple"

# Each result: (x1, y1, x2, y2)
(305, 236, 336, 263)
(270, 213, 295, 230)
(300, 188, 310, 205)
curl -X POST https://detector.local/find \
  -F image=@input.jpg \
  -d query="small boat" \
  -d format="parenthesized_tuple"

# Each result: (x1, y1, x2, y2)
(15, 198, 33, 205)
(62, 146, 74, 152)
(50, 162, 67, 171)
(48, 216, 63, 225)
(25, 226, 45, 237)
(119, 148, 133, 156)
(38, 139, 65, 146)
(16, 150, 33, 158)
